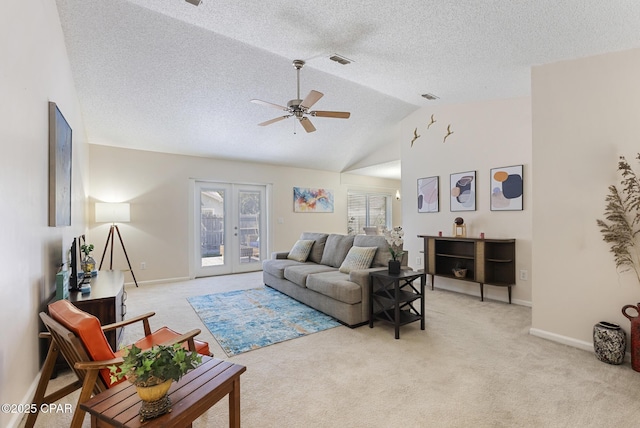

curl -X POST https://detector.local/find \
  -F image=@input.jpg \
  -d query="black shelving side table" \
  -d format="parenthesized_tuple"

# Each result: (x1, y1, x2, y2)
(369, 269, 426, 339)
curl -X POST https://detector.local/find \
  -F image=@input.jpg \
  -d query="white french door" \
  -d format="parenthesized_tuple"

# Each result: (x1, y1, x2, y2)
(193, 181, 267, 277)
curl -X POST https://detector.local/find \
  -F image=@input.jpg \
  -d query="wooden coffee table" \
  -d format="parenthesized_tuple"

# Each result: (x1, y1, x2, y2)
(80, 356, 246, 427)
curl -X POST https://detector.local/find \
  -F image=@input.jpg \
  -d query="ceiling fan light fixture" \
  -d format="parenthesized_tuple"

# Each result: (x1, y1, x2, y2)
(329, 54, 353, 65)
(421, 93, 439, 100)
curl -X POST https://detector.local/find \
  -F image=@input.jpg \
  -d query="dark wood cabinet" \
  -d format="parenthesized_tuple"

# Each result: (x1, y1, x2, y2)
(69, 270, 126, 349)
(418, 235, 516, 303)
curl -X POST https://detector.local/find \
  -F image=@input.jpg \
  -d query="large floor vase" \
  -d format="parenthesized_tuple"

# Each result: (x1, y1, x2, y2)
(593, 321, 626, 365)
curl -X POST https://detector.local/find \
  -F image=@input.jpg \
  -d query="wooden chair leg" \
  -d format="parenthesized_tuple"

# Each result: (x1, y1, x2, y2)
(70, 369, 99, 428)
(24, 340, 59, 428)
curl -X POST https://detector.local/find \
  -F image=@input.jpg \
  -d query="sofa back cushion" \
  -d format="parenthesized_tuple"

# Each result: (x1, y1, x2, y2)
(353, 234, 393, 267)
(299, 232, 329, 264)
(320, 234, 355, 268)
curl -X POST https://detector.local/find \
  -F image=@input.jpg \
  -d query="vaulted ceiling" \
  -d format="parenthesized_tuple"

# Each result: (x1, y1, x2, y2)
(55, 0, 640, 178)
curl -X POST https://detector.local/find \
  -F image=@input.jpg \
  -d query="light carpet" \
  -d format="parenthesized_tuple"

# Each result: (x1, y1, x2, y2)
(187, 287, 340, 356)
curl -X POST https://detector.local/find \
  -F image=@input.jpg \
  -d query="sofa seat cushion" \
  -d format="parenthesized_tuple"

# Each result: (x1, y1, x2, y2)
(284, 264, 337, 287)
(262, 259, 306, 279)
(320, 234, 355, 268)
(306, 271, 362, 304)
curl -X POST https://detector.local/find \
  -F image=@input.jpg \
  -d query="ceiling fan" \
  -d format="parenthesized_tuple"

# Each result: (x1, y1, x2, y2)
(250, 59, 351, 133)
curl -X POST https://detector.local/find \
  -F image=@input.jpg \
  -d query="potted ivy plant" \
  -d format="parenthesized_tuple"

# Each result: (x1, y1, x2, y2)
(109, 343, 202, 420)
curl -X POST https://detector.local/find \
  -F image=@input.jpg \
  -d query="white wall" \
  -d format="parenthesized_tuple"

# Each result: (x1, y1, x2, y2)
(531, 48, 640, 348)
(0, 1, 88, 426)
(88, 144, 401, 283)
(400, 98, 533, 304)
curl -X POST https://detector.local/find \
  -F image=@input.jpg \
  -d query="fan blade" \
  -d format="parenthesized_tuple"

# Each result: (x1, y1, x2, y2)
(258, 115, 290, 126)
(311, 110, 351, 119)
(251, 99, 288, 111)
(299, 117, 316, 133)
(300, 90, 323, 109)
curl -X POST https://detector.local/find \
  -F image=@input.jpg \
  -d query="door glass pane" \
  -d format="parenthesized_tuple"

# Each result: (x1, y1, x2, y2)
(238, 190, 261, 264)
(200, 188, 225, 267)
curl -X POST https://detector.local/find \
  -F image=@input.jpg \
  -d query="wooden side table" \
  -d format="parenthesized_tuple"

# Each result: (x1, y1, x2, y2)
(369, 270, 426, 339)
(80, 356, 246, 427)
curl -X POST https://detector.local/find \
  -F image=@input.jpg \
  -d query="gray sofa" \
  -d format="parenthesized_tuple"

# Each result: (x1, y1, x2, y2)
(262, 232, 407, 327)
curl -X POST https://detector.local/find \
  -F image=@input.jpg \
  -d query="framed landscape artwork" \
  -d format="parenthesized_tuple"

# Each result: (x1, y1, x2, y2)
(450, 171, 476, 212)
(48, 102, 72, 227)
(417, 176, 439, 212)
(490, 165, 523, 211)
(293, 187, 334, 212)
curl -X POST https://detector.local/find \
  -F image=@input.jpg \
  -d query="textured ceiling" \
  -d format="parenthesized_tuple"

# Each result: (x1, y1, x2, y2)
(55, 0, 640, 178)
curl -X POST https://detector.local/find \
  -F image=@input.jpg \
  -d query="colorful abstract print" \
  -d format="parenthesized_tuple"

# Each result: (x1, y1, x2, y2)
(293, 187, 334, 212)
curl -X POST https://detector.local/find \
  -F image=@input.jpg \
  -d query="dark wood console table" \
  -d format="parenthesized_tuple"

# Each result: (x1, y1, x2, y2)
(418, 235, 516, 303)
(69, 270, 126, 349)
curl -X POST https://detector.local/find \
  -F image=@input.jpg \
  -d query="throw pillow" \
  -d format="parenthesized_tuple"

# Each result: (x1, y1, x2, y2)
(287, 240, 315, 262)
(339, 246, 378, 274)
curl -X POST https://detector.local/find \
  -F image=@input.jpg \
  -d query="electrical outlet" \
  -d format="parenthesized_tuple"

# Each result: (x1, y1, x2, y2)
(140, 262, 146, 270)
(416, 256, 422, 266)
(519, 269, 528, 281)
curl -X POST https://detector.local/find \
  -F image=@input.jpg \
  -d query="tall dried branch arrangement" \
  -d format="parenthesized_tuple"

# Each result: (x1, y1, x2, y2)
(597, 154, 640, 284)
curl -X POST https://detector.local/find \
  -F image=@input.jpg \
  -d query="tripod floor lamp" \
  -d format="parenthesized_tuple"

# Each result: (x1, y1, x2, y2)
(95, 202, 138, 287)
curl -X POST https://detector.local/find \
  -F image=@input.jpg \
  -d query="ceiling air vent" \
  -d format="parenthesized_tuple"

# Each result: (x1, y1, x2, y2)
(185, 0, 202, 6)
(421, 93, 439, 100)
(329, 54, 353, 65)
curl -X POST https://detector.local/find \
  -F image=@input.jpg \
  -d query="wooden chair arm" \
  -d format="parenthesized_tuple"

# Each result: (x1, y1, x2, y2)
(75, 357, 124, 370)
(101, 311, 155, 336)
(157, 329, 202, 352)
(39, 332, 52, 340)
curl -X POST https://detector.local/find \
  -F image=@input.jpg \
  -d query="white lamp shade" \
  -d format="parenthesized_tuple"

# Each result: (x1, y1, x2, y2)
(95, 203, 130, 223)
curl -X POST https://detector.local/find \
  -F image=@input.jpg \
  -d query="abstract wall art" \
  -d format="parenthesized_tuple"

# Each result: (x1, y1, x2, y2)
(450, 171, 476, 212)
(490, 165, 523, 211)
(417, 176, 439, 213)
(48, 101, 72, 227)
(293, 187, 334, 212)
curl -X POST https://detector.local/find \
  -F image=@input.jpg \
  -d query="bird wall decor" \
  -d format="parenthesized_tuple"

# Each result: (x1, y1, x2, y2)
(427, 114, 436, 129)
(443, 124, 453, 143)
(410, 127, 421, 147)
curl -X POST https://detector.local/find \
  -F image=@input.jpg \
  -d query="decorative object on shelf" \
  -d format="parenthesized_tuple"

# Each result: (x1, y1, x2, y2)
(450, 171, 476, 211)
(453, 217, 466, 237)
(293, 187, 334, 213)
(491, 165, 524, 211)
(383, 226, 405, 274)
(109, 343, 202, 421)
(452, 267, 467, 278)
(593, 321, 626, 365)
(80, 242, 95, 276)
(417, 176, 439, 213)
(597, 154, 640, 285)
(622, 304, 640, 371)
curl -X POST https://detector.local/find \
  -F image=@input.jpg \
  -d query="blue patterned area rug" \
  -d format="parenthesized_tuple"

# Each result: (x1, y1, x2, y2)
(187, 287, 341, 357)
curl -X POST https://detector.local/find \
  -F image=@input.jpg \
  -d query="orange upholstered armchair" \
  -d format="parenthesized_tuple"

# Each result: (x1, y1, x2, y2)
(26, 299, 211, 428)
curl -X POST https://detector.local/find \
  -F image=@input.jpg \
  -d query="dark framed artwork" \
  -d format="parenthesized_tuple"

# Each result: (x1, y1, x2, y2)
(490, 165, 523, 211)
(450, 170, 476, 212)
(417, 176, 439, 212)
(48, 102, 72, 227)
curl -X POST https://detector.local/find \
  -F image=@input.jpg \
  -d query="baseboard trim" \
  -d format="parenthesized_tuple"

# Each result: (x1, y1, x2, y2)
(125, 276, 190, 287)
(431, 283, 532, 307)
(7, 372, 42, 428)
(529, 327, 594, 352)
